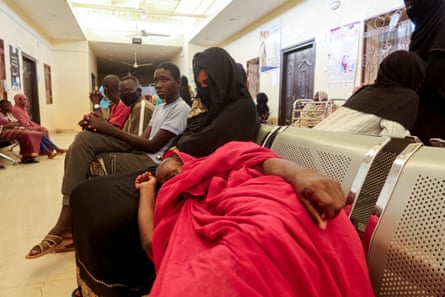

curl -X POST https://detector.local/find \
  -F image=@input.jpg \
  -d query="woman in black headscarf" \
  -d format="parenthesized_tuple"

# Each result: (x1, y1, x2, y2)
(174, 47, 259, 156)
(315, 50, 425, 137)
(405, 0, 445, 143)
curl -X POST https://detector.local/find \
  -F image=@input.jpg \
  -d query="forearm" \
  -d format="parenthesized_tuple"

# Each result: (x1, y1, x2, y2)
(260, 158, 315, 187)
(259, 157, 346, 229)
(138, 187, 155, 255)
(106, 128, 160, 153)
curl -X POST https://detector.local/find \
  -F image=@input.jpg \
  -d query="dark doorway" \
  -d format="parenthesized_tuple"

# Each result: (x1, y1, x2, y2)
(279, 40, 315, 125)
(22, 54, 40, 124)
(91, 72, 96, 91)
(0, 40, 7, 100)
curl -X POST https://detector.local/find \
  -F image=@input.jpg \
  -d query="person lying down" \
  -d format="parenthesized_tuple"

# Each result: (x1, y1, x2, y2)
(135, 141, 375, 297)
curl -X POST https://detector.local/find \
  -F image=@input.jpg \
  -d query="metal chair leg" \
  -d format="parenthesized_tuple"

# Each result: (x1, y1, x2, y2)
(0, 152, 18, 165)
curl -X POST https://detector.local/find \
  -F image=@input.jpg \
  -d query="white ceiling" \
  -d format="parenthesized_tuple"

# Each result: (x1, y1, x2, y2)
(5, 0, 290, 79)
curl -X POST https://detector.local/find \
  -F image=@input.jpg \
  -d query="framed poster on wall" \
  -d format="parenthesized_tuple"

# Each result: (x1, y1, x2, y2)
(44, 63, 53, 104)
(260, 19, 281, 72)
(9, 44, 21, 90)
(247, 57, 259, 99)
(328, 21, 361, 88)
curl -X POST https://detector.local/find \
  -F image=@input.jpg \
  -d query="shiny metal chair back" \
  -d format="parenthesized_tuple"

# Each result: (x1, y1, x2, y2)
(367, 144, 445, 296)
(270, 127, 390, 197)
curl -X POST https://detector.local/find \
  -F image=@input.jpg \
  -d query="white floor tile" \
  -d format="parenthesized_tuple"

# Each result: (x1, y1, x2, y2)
(0, 131, 78, 297)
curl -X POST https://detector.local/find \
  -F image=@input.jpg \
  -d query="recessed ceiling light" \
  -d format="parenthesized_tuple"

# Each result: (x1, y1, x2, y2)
(329, 0, 341, 10)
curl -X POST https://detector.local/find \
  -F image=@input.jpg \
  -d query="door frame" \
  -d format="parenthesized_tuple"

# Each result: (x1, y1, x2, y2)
(22, 53, 40, 124)
(279, 39, 316, 125)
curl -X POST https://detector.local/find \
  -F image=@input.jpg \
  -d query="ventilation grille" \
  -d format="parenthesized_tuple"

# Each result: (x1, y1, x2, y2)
(351, 150, 398, 233)
(379, 174, 445, 296)
(274, 143, 351, 184)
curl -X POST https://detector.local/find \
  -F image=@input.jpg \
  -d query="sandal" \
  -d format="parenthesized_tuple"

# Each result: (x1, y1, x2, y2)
(53, 238, 75, 253)
(25, 234, 71, 259)
(48, 150, 58, 159)
(56, 148, 67, 155)
(20, 157, 39, 164)
(72, 286, 83, 297)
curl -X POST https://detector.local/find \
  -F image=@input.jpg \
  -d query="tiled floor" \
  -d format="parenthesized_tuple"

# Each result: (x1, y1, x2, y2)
(0, 131, 78, 297)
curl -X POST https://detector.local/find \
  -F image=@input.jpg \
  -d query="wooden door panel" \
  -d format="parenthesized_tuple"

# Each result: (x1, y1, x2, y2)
(280, 40, 315, 125)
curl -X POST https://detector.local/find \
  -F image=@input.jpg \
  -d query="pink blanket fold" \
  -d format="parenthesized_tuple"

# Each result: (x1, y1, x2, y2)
(151, 141, 374, 297)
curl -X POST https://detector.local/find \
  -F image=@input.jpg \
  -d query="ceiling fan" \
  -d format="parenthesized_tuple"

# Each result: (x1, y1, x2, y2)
(129, 29, 170, 38)
(121, 52, 152, 69)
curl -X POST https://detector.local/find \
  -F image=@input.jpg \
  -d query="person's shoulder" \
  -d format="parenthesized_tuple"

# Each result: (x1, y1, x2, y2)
(143, 98, 155, 111)
(178, 98, 191, 110)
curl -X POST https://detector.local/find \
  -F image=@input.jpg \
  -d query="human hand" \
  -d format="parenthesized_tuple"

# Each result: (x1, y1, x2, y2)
(78, 113, 92, 129)
(135, 172, 157, 190)
(292, 169, 345, 230)
(85, 113, 115, 134)
(89, 90, 102, 105)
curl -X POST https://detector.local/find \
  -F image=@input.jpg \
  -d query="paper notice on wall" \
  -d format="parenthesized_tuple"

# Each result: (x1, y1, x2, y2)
(260, 19, 281, 72)
(328, 21, 361, 88)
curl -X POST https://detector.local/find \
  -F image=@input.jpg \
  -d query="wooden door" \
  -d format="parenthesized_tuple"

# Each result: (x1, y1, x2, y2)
(279, 40, 315, 125)
(0, 40, 6, 100)
(22, 54, 40, 124)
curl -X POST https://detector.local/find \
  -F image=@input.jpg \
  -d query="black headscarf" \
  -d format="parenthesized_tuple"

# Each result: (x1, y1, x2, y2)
(406, 0, 445, 59)
(192, 47, 252, 126)
(344, 50, 425, 129)
(174, 47, 259, 156)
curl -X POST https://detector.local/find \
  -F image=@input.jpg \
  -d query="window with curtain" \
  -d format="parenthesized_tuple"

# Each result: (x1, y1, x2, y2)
(361, 8, 414, 85)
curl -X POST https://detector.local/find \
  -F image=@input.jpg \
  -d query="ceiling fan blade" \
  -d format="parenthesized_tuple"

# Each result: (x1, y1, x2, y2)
(145, 33, 170, 37)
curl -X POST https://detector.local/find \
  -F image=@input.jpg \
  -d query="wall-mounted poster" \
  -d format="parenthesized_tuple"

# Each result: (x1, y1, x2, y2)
(328, 21, 361, 88)
(246, 57, 259, 99)
(44, 63, 53, 104)
(9, 45, 21, 90)
(260, 19, 281, 72)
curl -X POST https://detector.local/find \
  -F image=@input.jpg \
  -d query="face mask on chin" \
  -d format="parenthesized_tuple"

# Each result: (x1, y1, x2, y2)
(121, 91, 139, 106)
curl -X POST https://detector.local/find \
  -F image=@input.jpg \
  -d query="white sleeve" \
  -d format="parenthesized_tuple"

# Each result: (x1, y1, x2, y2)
(380, 119, 410, 138)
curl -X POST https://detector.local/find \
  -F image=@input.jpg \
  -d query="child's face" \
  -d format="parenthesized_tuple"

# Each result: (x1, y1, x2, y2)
(156, 157, 183, 184)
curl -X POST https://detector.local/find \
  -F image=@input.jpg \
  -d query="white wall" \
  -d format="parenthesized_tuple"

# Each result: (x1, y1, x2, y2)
(223, 0, 405, 123)
(51, 41, 92, 131)
(1, 0, 407, 129)
(0, 1, 94, 132)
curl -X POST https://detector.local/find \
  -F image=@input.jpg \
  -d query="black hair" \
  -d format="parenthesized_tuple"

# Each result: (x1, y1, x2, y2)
(179, 75, 192, 106)
(120, 75, 141, 88)
(156, 62, 181, 80)
(0, 99, 11, 107)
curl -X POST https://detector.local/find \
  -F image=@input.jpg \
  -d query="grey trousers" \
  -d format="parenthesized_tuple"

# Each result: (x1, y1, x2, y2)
(61, 131, 155, 205)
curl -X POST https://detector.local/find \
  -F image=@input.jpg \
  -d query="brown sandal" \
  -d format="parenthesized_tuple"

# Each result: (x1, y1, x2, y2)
(48, 150, 58, 159)
(53, 238, 75, 253)
(26, 234, 62, 259)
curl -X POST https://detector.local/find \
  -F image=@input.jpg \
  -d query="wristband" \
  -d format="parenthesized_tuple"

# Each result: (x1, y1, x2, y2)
(93, 104, 101, 110)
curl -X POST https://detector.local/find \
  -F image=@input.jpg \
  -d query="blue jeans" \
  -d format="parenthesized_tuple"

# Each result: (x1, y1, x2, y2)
(40, 135, 57, 153)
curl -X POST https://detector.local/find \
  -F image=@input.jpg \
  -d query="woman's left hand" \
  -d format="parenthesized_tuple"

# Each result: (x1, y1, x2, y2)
(292, 168, 345, 230)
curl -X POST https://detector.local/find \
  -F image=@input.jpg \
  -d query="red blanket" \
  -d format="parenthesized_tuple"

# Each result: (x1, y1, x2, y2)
(151, 141, 374, 297)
